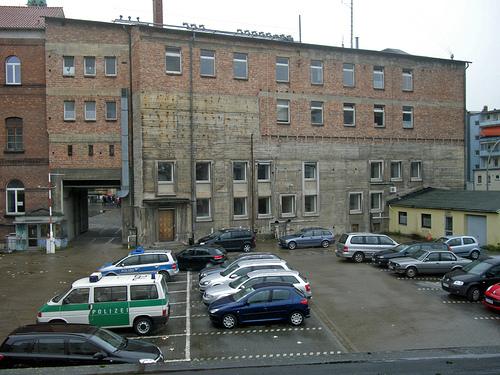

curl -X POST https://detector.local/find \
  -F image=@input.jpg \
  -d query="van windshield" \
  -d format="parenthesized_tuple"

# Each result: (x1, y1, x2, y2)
(51, 288, 71, 303)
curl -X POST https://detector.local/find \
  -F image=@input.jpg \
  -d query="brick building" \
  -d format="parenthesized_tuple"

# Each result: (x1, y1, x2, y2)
(0, 6, 64, 250)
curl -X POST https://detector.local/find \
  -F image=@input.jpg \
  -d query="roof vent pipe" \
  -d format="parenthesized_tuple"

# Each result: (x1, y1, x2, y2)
(355, 36, 359, 49)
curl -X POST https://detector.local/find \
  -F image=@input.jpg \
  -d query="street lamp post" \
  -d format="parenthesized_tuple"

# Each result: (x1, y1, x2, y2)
(46, 172, 64, 254)
(486, 139, 500, 191)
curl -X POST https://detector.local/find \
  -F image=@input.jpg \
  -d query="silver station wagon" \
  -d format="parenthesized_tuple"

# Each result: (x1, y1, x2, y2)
(335, 232, 398, 263)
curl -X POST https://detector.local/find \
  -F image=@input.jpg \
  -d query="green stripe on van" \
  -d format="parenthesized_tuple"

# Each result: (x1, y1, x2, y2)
(129, 298, 166, 308)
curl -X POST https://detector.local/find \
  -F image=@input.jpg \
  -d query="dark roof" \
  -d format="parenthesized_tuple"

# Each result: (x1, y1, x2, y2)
(381, 48, 410, 55)
(11, 323, 97, 336)
(0, 6, 64, 29)
(388, 188, 500, 213)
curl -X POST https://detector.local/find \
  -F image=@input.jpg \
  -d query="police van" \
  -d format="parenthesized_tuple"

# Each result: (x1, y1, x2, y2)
(37, 273, 170, 335)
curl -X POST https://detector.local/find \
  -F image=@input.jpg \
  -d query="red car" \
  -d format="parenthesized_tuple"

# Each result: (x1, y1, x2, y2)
(483, 283, 500, 311)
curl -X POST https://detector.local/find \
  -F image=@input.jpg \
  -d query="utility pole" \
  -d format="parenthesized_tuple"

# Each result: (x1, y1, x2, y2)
(45, 172, 63, 254)
(350, 0, 353, 48)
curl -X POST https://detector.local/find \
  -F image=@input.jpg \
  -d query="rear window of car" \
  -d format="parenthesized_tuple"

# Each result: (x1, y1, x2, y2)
(338, 234, 349, 244)
(350, 236, 364, 244)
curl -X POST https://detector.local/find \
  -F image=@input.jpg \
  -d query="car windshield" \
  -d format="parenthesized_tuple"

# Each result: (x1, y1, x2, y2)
(112, 255, 126, 266)
(51, 288, 71, 303)
(461, 260, 492, 275)
(229, 274, 249, 289)
(233, 286, 255, 301)
(92, 328, 126, 352)
(410, 249, 428, 260)
(206, 231, 222, 239)
(221, 263, 240, 277)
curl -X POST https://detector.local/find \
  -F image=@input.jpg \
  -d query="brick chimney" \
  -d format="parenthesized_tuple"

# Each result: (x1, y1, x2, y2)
(153, 0, 163, 26)
(483, 105, 489, 112)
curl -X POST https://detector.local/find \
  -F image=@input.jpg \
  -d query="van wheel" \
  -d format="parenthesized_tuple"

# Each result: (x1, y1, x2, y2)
(321, 240, 330, 248)
(289, 311, 304, 326)
(134, 317, 153, 336)
(470, 250, 480, 260)
(353, 252, 364, 263)
(288, 241, 297, 250)
(242, 243, 252, 253)
(159, 271, 171, 282)
(222, 314, 237, 329)
(105, 273, 117, 276)
(467, 286, 481, 302)
(405, 267, 417, 278)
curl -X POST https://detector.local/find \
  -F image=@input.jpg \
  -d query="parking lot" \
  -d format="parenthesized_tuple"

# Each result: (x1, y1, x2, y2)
(0, 208, 498, 366)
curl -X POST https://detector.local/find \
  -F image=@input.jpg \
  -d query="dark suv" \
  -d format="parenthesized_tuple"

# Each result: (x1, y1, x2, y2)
(0, 324, 163, 368)
(197, 228, 256, 252)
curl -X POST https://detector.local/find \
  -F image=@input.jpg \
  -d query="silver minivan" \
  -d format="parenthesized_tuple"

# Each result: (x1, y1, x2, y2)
(335, 232, 398, 263)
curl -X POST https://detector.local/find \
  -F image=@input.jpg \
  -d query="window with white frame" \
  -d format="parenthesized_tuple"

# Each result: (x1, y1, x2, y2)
(165, 47, 182, 73)
(310, 60, 323, 84)
(390, 161, 402, 181)
(233, 161, 247, 181)
(349, 192, 362, 214)
(63, 56, 75, 76)
(196, 198, 211, 219)
(410, 161, 422, 181)
(233, 52, 248, 79)
(276, 57, 289, 82)
(304, 162, 317, 180)
(84, 101, 96, 121)
(402, 69, 413, 91)
(105, 101, 117, 120)
(311, 101, 323, 125)
(84, 56, 96, 76)
(6, 56, 21, 85)
(343, 63, 354, 87)
(398, 211, 407, 225)
(370, 161, 383, 182)
(200, 49, 215, 76)
(280, 195, 296, 217)
(6, 117, 23, 152)
(370, 192, 383, 212)
(277, 99, 290, 124)
(104, 56, 117, 76)
(373, 66, 384, 89)
(257, 162, 270, 181)
(344, 103, 355, 126)
(233, 197, 247, 217)
(374, 105, 385, 127)
(258, 196, 271, 217)
(6, 180, 25, 215)
(196, 162, 211, 182)
(304, 195, 317, 214)
(403, 106, 413, 128)
(157, 161, 174, 183)
(64, 101, 76, 121)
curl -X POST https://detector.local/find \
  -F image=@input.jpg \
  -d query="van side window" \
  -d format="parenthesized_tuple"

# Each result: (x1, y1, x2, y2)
(158, 254, 168, 262)
(130, 285, 159, 300)
(365, 236, 378, 245)
(94, 286, 127, 302)
(140, 254, 158, 264)
(63, 288, 89, 304)
(350, 236, 364, 244)
(122, 256, 139, 266)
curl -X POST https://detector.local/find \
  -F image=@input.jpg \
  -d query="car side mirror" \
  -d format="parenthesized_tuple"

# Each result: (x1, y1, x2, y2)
(229, 274, 238, 279)
(93, 351, 106, 360)
(62, 298, 69, 305)
(120, 263, 125, 267)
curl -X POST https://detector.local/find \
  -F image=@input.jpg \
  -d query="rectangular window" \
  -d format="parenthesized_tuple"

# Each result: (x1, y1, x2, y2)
(410, 161, 422, 181)
(390, 161, 402, 181)
(94, 286, 127, 302)
(373, 66, 384, 89)
(233, 197, 247, 217)
(304, 195, 317, 214)
(196, 162, 211, 182)
(311, 101, 323, 125)
(233, 161, 247, 181)
(63, 56, 75, 76)
(310, 60, 323, 84)
(344, 103, 355, 126)
(130, 285, 158, 300)
(304, 162, 317, 180)
(374, 105, 385, 127)
(403, 106, 413, 128)
(105, 101, 117, 120)
(104, 56, 117, 76)
(277, 99, 290, 124)
(6, 119, 23, 151)
(67, 145, 73, 156)
(421, 213, 431, 229)
(109, 144, 115, 157)
(6, 56, 21, 85)
(349, 192, 362, 214)
(233, 52, 248, 79)
(64, 101, 75, 121)
(280, 195, 296, 217)
(402, 69, 413, 91)
(257, 162, 270, 181)
(370, 160, 383, 182)
(276, 57, 289, 82)
(196, 198, 211, 219)
(166, 47, 182, 74)
(88, 144, 94, 156)
(398, 211, 407, 225)
(343, 63, 355, 86)
(84, 56, 96, 76)
(7, 187, 24, 214)
(258, 196, 271, 216)
(370, 192, 383, 212)
(84, 101, 96, 121)
(477, 175, 482, 184)
(200, 49, 215, 76)
(157, 161, 174, 183)
(445, 216, 453, 236)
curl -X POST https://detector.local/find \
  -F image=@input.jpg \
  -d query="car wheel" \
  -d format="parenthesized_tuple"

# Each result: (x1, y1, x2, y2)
(242, 243, 252, 253)
(289, 311, 304, 326)
(405, 267, 417, 278)
(134, 317, 153, 336)
(288, 241, 297, 250)
(467, 286, 481, 302)
(470, 250, 480, 260)
(159, 271, 171, 282)
(222, 314, 237, 329)
(321, 240, 330, 248)
(353, 252, 364, 263)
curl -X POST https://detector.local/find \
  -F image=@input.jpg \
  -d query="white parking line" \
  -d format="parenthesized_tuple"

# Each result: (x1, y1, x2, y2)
(169, 280, 188, 284)
(185, 271, 191, 361)
(474, 316, 500, 320)
(192, 350, 343, 362)
(169, 290, 187, 294)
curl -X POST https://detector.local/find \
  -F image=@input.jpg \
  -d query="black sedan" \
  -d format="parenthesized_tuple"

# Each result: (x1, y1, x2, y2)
(176, 245, 227, 271)
(372, 242, 449, 267)
(441, 257, 500, 301)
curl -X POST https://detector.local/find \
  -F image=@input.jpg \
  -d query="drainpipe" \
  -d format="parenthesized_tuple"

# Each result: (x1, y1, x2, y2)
(189, 32, 196, 244)
(464, 62, 469, 190)
(250, 133, 255, 232)
(127, 25, 135, 222)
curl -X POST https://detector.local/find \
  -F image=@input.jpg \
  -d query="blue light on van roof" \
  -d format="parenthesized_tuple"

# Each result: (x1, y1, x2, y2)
(130, 246, 145, 255)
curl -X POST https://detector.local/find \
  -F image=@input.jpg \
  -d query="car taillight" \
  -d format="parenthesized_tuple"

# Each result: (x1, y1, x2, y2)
(305, 283, 311, 292)
(0, 354, 4, 361)
(162, 308, 167, 317)
(172, 263, 177, 270)
(300, 298, 308, 305)
(213, 255, 223, 260)
(37, 312, 42, 318)
(447, 245, 452, 251)
(343, 245, 349, 252)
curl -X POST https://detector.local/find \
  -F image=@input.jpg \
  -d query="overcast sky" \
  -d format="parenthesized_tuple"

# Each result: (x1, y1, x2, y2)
(4, 0, 499, 110)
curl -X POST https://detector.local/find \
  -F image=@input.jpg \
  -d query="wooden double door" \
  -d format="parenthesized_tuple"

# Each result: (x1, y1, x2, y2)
(158, 209, 175, 241)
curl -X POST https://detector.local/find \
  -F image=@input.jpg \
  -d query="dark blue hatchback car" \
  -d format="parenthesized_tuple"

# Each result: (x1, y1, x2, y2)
(208, 283, 310, 329)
